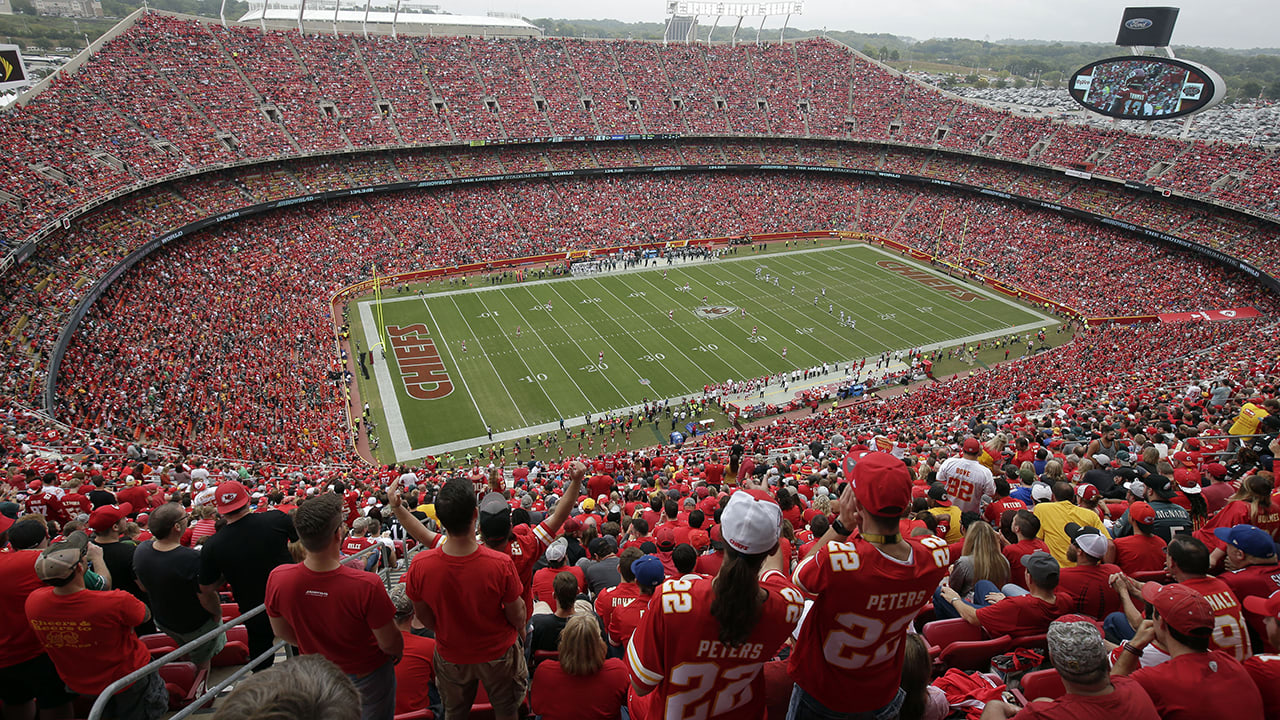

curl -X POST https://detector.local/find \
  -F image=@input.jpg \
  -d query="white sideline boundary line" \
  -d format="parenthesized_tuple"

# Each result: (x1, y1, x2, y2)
(358, 301, 413, 459)
(355, 245, 1060, 461)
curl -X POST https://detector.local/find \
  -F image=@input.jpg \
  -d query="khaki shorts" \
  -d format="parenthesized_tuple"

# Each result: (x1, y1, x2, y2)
(434, 643, 528, 718)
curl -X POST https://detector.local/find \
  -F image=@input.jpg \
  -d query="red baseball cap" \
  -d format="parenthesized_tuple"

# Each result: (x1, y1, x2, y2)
(851, 452, 912, 518)
(1243, 590, 1280, 621)
(215, 481, 250, 515)
(1142, 582, 1213, 635)
(963, 438, 982, 455)
(1128, 501, 1157, 525)
(1075, 484, 1099, 502)
(88, 503, 133, 533)
(655, 526, 676, 550)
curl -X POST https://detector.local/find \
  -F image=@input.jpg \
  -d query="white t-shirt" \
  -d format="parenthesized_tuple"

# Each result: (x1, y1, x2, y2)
(936, 456, 995, 514)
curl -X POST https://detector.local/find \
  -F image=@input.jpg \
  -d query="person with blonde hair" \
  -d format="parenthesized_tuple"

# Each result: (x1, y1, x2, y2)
(1196, 474, 1280, 565)
(933, 521, 1010, 619)
(530, 614, 628, 720)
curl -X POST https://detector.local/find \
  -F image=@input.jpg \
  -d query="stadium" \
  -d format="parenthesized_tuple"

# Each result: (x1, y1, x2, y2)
(0, 3, 1278, 720)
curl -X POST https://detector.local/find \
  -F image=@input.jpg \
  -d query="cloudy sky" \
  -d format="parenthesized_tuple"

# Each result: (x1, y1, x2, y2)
(466, 0, 1276, 49)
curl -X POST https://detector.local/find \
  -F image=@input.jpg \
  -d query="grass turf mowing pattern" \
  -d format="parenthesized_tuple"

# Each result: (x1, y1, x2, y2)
(353, 244, 1050, 458)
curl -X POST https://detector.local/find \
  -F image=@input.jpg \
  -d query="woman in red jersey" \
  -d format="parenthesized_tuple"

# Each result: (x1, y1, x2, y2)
(627, 489, 803, 720)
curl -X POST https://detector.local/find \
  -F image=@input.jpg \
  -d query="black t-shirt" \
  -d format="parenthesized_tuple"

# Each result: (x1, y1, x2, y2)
(198, 510, 296, 607)
(96, 538, 146, 603)
(87, 489, 116, 509)
(134, 541, 214, 633)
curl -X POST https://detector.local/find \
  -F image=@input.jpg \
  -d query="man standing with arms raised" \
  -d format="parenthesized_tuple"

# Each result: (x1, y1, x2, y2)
(406, 478, 528, 720)
(788, 452, 952, 719)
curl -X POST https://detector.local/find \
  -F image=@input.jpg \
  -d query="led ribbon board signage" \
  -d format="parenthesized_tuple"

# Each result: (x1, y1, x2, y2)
(1068, 55, 1223, 120)
(0, 45, 30, 93)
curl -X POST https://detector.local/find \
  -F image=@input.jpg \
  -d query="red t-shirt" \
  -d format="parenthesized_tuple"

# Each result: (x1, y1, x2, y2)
(1182, 576, 1252, 660)
(25, 588, 151, 695)
(264, 562, 396, 676)
(531, 565, 586, 604)
(985, 497, 1027, 526)
(694, 551, 724, 577)
(607, 589, 653, 647)
(532, 657, 629, 720)
(1129, 650, 1264, 720)
(1010, 676, 1159, 719)
(587, 475, 614, 502)
(975, 592, 1075, 638)
(1057, 563, 1123, 620)
(394, 631, 436, 715)
(596, 581, 645, 645)
(404, 545, 522, 663)
(1243, 654, 1280, 720)
(789, 536, 950, 713)
(1002, 539, 1052, 589)
(1113, 534, 1167, 575)
(0, 550, 47, 667)
(628, 571, 802, 720)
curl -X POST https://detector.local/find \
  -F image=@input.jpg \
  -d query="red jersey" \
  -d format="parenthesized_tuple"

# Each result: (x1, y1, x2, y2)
(984, 497, 1027, 526)
(1113, 534, 1167, 575)
(597, 581, 645, 644)
(1196, 501, 1280, 551)
(1182, 576, 1252, 661)
(394, 631, 436, 715)
(695, 551, 725, 577)
(1243, 654, 1280, 720)
(25, 492, 68, 524)
(587, 474, 614, 502)
(342, 536, 375, 556)
(60, 492, 91, 515)
(1129, 650, 1263, 720)
(0, 550, 46, 667)
(1221, 563, 1280, 650)
(532, 657, 629, 720)
(264, 563, 396, 676)
(627, 571, 803, 720)
(608, 589, 653, 647)
(789, 536, 950, 713)
(1057, 563, 1123, 619)
(25, 588, 151, 695)
(404, 545, 522, 664)
(1011, 676, 1159, 719)
(506, 521, 556, 619)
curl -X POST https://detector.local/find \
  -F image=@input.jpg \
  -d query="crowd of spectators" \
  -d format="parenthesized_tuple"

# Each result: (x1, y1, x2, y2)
(4, 13, 1280, 260)
(0, 311, 1278, 719)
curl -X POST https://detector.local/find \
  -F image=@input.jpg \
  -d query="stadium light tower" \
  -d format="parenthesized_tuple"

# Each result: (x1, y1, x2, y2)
(664, 1, 803, 46)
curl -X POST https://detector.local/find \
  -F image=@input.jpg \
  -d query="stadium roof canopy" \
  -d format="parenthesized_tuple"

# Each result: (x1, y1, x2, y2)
(238, 1, 541, 37)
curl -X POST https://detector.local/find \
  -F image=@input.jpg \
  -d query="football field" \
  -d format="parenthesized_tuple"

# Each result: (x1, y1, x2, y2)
(350, 243, 1056, 462)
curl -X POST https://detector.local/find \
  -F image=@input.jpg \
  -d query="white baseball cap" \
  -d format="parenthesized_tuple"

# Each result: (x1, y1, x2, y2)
(720, 490, 782, 555)
(545, 538, 568, 562)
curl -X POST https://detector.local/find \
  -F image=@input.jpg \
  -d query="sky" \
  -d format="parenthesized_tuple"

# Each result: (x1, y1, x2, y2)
(464, 0, 1278, 49)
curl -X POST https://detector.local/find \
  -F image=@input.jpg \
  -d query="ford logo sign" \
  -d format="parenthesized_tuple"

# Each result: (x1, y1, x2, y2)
(1124, 17, 1153, 30)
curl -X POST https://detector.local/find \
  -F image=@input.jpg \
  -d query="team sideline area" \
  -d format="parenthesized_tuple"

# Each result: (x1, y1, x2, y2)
(2, 7, 1280, 720)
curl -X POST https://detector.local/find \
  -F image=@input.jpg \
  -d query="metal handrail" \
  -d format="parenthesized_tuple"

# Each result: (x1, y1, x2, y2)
(87, 605, 278, 720)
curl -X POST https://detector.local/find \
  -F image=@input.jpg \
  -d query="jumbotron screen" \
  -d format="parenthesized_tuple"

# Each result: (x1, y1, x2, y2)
(0, 45, 29, 93)
(1069, 56, 1223, 120)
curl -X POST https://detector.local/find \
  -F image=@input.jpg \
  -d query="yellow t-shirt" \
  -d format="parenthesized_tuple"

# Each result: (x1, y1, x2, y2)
(928, 506, 964, 543)
(1033, 500, 1111, 567)
(1229, 403, 1268, 436)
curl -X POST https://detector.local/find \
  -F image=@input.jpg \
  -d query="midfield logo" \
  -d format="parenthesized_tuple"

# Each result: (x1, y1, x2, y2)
(695, 306, 737, 319)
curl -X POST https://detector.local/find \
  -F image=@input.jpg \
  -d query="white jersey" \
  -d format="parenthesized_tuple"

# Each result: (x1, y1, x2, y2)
(936, 456, 995, 514)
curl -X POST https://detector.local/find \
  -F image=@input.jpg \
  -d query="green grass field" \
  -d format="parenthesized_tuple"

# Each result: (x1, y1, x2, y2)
(349, 243, 1057, 463)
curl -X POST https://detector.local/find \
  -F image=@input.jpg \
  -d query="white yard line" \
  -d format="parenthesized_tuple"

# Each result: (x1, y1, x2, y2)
(481, 291, 588, 412)
(358, 300, 413, 460)
(443, 295, 531, 427)
(588, 279, 705, 386)
(356, 243, 1059, 460)
(541, 282, 652, 401)
(421, 298, 491, 428)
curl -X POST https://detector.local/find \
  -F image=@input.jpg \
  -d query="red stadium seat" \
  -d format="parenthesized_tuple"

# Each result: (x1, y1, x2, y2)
(159, 662, 208, 710)
(220, 603, 240, 622)
(1018, 669, 1065, 702)
(1008, 633, 1049, 652)
(141, 633, 178, 660)
(212, 625, 251, 668)
(939, 635, 1012, 672)
(393, 711, 434, 720)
